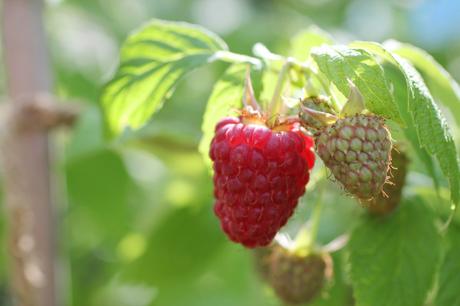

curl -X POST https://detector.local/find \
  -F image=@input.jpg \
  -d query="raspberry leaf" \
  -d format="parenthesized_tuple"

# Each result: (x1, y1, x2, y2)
(348, 198, 442, 306)
(101, 19, 228, 137)
(385, 40, 460, 126)
(310, 45, 403, 123)
(351, 41, 460, 206)
(198, 64, 246, 168)
(381, 62, 441, 191)
(309, 252, 353, 306)
(435, 224, 460, 306)
(340, 79, 365, 116)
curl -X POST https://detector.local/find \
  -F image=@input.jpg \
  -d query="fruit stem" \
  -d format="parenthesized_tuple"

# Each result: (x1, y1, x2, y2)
(251, 43, 339, 115)
(267, 59, 292, 125)
(213, 50, 262, 69)
(307, 177, 325, 253)
(243, 67, 262, 111)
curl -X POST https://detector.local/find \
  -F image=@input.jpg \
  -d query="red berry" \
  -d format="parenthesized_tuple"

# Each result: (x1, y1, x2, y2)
(210, 116, 315, 248)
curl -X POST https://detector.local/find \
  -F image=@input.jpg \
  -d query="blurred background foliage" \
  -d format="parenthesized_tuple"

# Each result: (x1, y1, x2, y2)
(1, 0, 460, 305)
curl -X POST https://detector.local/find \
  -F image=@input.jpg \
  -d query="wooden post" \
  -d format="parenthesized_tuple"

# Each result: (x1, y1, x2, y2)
(2, 0, 56, 305)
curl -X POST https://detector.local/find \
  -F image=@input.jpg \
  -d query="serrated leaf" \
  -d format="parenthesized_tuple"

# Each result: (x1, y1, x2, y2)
(385, 40, 460, 126)
(290, 26, 334, 61)
(380, 62, 440, 190)
(348, 198, 442, 306)
(101, 19, 227, 136)
(435, 224, 460, 306)
(198, 64, 247, 168)
(351, 41, 460, 205)
(311, 45, 403, 123)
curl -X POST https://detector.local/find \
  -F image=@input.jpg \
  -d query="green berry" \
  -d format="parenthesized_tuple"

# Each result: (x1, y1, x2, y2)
(269, 246, 333, 305)
(314, 114, 392, 200)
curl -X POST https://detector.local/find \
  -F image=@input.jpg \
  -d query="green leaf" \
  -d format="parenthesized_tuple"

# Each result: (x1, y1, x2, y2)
(290, 26, 333, 61)
(101, 19, 227, 136)
(66, 149, 136, 241)
(310, 251, 353, 306)
(385, 40, 460, 126)
(311, 45, 403, 123)
(348, 198, 442, 306)
(351, 41, 460, 205)
(198, 64, 247, 168)
(380, 62, 440, 190)
(123, 206, 225, 287)
(435, 224, 460, 306)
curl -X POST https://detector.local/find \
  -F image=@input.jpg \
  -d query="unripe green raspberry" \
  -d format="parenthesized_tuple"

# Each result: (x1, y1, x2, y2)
(315, 114, 392, 200)
(252, 245, 274, 281)
(269, 246, 333, 305)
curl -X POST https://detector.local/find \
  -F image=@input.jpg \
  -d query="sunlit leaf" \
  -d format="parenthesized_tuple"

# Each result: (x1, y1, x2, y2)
(380, 63, 440, 190)
(351, 41, 460, 205)
(101, 19, 227, 136)
(311, 45, 403, 123)
(198, 64, 248, 168)
(385, 40, 460, 126)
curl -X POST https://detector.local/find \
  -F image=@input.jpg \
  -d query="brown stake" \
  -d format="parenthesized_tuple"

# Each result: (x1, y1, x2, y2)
(2, 0, 56, 305)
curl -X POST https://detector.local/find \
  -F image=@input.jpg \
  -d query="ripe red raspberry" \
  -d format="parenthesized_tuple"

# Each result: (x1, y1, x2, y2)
(210, 116, 315, 248)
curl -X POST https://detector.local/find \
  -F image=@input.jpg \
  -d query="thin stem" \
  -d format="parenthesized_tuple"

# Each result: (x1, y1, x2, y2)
(267, 59, 292, 123)
(307, 177, 326, 253)
(252, 43, 336, 109)
(212, 50, 262, 68)
(252, 42, 285, 62)
(243, 67, 262, 111)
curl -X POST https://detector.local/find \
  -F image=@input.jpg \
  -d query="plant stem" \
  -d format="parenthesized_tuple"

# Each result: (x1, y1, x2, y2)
(307, 178, 325, 253)
(253, 43, 311, 74)
(267, 59, 292, 123)
(212, 50, 262, 68)
(252, 43, 337, 111)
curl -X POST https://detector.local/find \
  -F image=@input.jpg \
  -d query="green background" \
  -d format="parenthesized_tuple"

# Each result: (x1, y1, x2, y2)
(1, 0, 460, 305)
